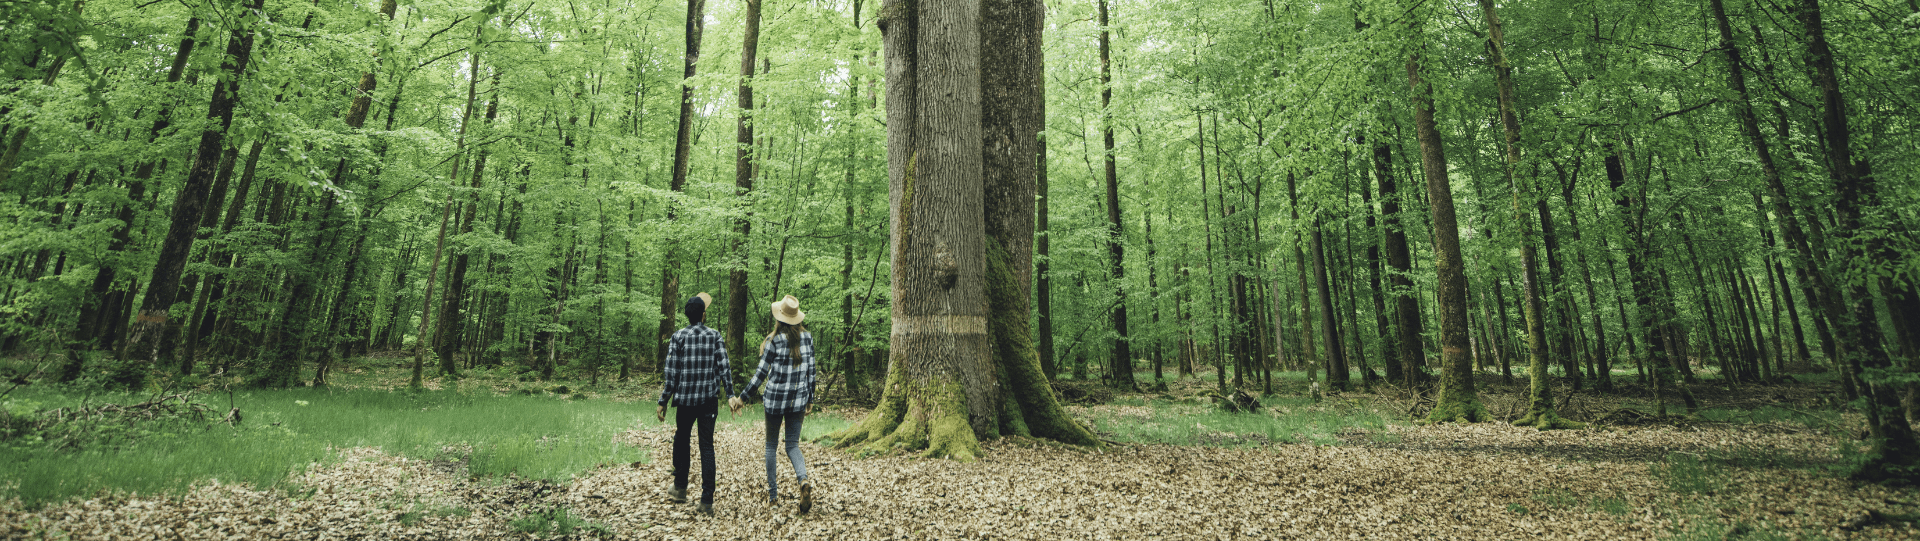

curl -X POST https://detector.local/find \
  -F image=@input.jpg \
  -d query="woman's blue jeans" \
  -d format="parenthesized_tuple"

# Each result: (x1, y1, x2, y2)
(764, 410, 809, 499)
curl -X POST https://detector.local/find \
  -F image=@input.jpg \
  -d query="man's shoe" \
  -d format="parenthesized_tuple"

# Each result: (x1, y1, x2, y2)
(798, 482, 813, 514)
(668, 484, 687, 503)
(697, 502, 713, 515)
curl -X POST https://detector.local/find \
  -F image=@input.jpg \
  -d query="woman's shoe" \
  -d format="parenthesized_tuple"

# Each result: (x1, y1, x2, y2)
(798, 482, 813, 514)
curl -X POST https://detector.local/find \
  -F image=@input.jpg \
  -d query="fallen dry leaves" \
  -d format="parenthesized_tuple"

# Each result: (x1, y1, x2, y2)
(5, 415, 1920, 539)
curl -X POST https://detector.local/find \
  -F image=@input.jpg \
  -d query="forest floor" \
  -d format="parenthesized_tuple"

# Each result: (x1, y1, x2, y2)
(6, 363, 1920, 539)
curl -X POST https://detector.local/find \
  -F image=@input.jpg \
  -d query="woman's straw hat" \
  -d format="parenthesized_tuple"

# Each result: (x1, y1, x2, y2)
(771, 295, 805, 325)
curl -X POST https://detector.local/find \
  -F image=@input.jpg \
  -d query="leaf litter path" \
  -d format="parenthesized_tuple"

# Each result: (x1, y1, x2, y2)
(7, 420, 1920, 540)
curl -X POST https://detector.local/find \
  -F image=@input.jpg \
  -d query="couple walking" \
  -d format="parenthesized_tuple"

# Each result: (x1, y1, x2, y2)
(654, 292, 818, 515)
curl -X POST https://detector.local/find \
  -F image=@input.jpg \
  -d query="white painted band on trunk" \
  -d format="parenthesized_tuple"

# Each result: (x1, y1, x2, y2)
(890, 315, 989, 336)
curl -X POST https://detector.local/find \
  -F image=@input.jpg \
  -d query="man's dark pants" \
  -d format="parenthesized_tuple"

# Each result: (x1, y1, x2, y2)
(671, 400, 718, 504)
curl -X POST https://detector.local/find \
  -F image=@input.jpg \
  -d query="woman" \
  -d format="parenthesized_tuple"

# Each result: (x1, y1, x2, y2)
(730, 294, 817, 512)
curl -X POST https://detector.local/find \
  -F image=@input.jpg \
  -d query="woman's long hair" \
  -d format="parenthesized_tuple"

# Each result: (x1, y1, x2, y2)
(761, 321, 808, 363)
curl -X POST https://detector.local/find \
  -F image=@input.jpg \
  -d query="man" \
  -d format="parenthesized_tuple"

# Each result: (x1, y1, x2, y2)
(656, 292, 731, 514)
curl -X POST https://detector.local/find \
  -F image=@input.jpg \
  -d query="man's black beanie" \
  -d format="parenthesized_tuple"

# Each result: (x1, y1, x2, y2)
(685, 295, 706, 324)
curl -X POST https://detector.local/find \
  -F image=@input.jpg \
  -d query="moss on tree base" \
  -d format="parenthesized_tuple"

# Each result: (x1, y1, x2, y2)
(1425, 384, 1489, 424)
(825, 366, 981, 462)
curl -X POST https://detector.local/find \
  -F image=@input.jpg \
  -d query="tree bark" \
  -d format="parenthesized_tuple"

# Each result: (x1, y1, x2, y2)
(829, 0, 1002, 460)
(657, 0, 707, 367)
(1478, 0, 1577, 428)
(1310, 220, 1348, 390)
(121, 0, 263, 386)
(1096, 0, 1133, 391)
(432, 70, 498, 378)
(1361, 144, 1399, 384)
(726, 0, 763, 369)
(1794, 0, 1920, 481)
(1375, 142, 1427, 387)
(1408, 40, 1484, 422)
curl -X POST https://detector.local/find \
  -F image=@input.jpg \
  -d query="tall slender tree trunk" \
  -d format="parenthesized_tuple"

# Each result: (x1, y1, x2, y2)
(726, 0, 763, 366)
(1793, 0, 1920, 481)
(1311, 220, 1348, 390)
(1376, 142, 1427, 387)
(1097, 0, 1133, 391)
(410, 35, 486, 388)
(1409, 30, 1485, 422)
(1610, 149, 1695, 415)
(1198, 114, 1227, 391)
(1287, 171, 1317, 382)
(1146, 182, 1163, 383)
(1361, 146, 1399, 384)
(121, 0, 263, 387)
(432, 70, 498, 378)
(1557, 158, 1613, 390)
(657, 0, 707, 366)
(1478, 0, 1577, 428)
(1754, 192, 1812, 369)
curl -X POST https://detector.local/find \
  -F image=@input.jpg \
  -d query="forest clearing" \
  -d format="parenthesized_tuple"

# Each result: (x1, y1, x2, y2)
(5, 360, 1920, 540)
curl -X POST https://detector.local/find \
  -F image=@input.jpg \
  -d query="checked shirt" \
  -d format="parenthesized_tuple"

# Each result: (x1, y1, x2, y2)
(738, 332, 816, 416)
(657, 323, 733, 407)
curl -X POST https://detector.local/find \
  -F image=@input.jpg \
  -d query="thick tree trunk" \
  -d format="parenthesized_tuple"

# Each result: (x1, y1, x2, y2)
(830, 0, 1008, 460)
(121, 0, 263, 386)
(1036, 129, 1055, 380)
(1408, 43, 1484, 423)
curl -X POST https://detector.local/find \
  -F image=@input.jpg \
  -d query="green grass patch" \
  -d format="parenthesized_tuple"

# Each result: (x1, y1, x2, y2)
(509, 506, 611, 536)
(1664, 520, 1808, 541)
(0, 385, 659, 508)
(1652, 453, 1722, 495)
(1527, 486, 1635, 516)
(1081, 394, 1392, 447)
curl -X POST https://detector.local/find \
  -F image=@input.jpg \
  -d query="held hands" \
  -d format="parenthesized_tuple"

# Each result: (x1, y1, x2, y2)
(728, 396, 745, 417)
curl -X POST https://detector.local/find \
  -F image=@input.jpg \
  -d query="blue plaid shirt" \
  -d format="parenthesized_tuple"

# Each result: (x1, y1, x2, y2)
(657, 323, 733, 407)
(737, 332, 816, 416)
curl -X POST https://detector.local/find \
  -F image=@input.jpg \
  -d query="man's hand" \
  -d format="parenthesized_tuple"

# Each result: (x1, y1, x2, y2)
(655, 404, 666, 422)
